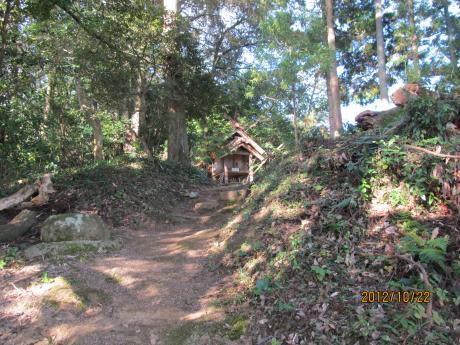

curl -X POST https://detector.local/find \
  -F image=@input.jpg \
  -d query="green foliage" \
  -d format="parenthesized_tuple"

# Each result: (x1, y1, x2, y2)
(0, 247, 18, 269)
(389, 188, 409, 206)
(253, 278, 270, 296)
(221, 93, 459, 341)
(188, 113, 233, 165)
(405, 94, 459, 140)
(356, 132, 448, 209)
(99, 111, 127, 160)
(226, 315, 248, 340)
(400, 234, 449, 271)
(311, 265, 332, 282)
(41, 271, 54, 283)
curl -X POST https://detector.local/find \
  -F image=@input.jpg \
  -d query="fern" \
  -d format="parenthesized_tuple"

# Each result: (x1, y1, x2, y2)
(400, 233, 425, 252)
(419, 247, 446, 270)
(427, 237, 448, 252)
(400, 235, 449, 271)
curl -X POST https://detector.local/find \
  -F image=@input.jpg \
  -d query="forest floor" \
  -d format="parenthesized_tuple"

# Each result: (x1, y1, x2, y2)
(0, 184, 250, 345)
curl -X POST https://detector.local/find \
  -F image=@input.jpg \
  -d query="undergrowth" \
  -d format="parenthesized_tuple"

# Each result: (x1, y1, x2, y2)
(0, 155, 210, 227)
(219, 95, 460, 344)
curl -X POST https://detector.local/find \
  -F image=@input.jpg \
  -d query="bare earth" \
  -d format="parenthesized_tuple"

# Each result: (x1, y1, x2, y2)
(0, 186, 247, 345)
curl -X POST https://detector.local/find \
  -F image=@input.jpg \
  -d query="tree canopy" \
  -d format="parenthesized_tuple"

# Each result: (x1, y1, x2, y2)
(0, 0, 458, 178)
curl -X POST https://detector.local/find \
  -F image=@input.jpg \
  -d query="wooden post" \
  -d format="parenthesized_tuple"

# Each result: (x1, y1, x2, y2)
(223, 157, 229, 184)
(249, 154, 254, 183)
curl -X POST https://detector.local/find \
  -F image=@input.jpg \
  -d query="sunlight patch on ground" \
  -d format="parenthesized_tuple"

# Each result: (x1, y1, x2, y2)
(182, 305, 223, 322)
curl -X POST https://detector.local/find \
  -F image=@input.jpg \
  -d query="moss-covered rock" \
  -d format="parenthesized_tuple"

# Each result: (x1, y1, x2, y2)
(40, 213, 110, 242)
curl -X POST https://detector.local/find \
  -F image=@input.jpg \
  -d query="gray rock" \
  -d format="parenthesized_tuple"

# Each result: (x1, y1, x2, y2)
(189, 191, 199, 199)
(41, 213, 110, 242)
(24, 239, 122, 259)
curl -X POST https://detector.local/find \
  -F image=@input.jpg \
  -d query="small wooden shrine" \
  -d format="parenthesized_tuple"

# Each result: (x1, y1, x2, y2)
(211, 125, 267, 184)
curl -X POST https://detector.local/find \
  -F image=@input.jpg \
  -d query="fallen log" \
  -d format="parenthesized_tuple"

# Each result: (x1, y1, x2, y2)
(0, 210, 38, 242)
(0, 174, 55, 211)
(355, 107, 400, 130)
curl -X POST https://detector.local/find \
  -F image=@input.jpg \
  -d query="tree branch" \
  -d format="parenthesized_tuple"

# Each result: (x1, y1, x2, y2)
(212, 17, 246, 69)
(402, 144, 460, 159)
(55, 4, 149, 66)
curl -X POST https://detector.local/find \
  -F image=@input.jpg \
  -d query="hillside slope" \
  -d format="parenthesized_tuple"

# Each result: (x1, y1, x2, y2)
(216, 95, 460, 344)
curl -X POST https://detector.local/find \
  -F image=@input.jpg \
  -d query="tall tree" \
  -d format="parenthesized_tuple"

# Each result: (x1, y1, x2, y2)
(442, 0, 457, 72)
(0, 0, 15, 69)
(164, 0, 189, 164)
(375, 0, 388, 101)
(291, 83, 299, 148)
(324, 0, 342, 138)
(407, 0, 420, 80)
(125, 70, 149, 155)
(76, 77, 104, 161)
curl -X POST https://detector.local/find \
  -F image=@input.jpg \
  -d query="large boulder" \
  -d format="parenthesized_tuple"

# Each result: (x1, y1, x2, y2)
(391, 83, 421, 107)
(41, 213, 110, 242)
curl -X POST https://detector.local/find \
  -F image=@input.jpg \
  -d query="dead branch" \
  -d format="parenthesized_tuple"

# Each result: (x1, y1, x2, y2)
(0, 174, 55, 211)
(0, 184, 37, 211)
(402, 144, 460, 159)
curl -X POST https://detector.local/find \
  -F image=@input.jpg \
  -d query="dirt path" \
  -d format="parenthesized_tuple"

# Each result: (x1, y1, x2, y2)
(0, 185, 248, 345)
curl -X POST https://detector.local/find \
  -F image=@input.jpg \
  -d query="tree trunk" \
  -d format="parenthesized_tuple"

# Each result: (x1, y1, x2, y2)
(44, 77, 53, 122)
(75, 78, 104, 160)
(0, 126, 5, 144)
(125, 71, 150, 156)
(91, 117, 104, 160)
(325, 73, 335, 135)
(164, 0, 178, 13)
(407, 0, 420, 80)
(291, 84, 299, 147)
(375, 0, 389, 101)
(0, 0, 14, 146)
(167, 97, 189, 164)
(132, 72, 146, 139)
(42, 73, 55, 139)
(0, 0, 14, 70)
(164, 0, 190, 164)
(324, 0, 342, 138)
(123, 74, 134, 153)
(442, 0, 457, 72)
